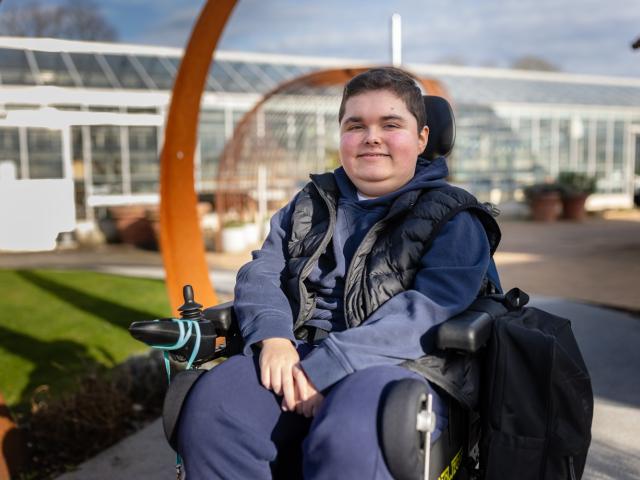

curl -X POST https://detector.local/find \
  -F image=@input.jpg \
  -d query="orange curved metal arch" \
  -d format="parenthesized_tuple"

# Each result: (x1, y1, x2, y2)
(160, 0, 238, 313)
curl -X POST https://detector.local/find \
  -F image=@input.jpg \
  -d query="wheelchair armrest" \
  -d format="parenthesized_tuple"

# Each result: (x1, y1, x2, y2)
(436, 296, 508, 353)
(203, 301, 236, 335)
(436, 311, 493, 353)
(203, 301, 244, 357)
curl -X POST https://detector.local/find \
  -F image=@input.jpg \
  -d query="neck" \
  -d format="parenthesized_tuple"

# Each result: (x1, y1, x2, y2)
(357, 191, 378, 200)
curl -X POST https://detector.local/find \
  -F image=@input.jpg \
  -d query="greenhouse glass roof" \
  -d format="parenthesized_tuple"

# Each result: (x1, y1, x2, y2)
(0, 39, 317, 94)
(1, 37, 640, 108)
(432, 72, 640, 106)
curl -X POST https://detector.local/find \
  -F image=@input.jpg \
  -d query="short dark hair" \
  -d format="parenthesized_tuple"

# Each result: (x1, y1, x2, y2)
(338, 67, 426, 132)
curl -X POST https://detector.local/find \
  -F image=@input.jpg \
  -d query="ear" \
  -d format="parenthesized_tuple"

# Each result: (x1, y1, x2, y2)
(418, 126, 429, 152)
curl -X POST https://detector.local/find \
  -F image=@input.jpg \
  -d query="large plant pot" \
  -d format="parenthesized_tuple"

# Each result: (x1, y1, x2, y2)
(530, 192, 562, 222)
(109, 206, 157, 249)
(562, 194, 589, 221)
(0, 391, 26, 479)
(221, 226, 247, 253)
(243, 223, 260, 245)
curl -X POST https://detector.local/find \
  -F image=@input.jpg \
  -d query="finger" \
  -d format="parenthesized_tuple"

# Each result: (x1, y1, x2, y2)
(271, 367, 282, 395)
(260, 363, 271, 390)
(292, 367, 313, 417)
(304, 394, 317, 418)
(293, 367, 309, 402)
(292, 379, 307, 416)
(282, 369, 296, 411)
(299, 387, 314, 418)
(292, 376, 304, 415)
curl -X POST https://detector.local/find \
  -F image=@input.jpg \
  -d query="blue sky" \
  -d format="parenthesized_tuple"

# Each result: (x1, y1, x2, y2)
(15, 0, 640, 77)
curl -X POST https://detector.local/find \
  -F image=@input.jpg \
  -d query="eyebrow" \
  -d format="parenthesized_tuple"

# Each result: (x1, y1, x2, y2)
(342, 114, 407, 124)
(381, 115, 406, 122)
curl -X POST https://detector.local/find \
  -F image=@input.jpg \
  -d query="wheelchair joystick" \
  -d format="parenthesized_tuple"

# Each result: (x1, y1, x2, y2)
(128, 284, 218, 365)
(178, 285, 204, 320)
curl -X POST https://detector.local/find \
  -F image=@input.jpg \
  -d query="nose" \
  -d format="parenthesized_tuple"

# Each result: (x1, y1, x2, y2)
(364, 127, 381, 145)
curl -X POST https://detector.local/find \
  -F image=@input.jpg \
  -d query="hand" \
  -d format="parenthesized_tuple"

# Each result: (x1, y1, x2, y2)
(292, 365, 324, 418)
(259, 338, 299, 411)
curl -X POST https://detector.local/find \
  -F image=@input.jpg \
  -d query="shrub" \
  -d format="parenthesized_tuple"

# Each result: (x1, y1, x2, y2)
(557, 171, 597, 197)
(17, 351, 166, 479)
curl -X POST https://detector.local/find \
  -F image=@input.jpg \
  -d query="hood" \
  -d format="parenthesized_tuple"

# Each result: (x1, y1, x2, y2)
(333, 156, 449, 206)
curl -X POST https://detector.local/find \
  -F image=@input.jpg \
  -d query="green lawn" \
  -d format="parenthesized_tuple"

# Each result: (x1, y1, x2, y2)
(0, 269, 172, 407)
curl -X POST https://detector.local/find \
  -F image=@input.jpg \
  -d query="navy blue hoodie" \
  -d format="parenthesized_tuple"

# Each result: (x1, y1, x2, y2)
(234, 157, 493, 391)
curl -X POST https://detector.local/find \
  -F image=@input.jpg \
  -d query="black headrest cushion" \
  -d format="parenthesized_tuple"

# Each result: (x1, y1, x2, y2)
(421, 96, 456, 160)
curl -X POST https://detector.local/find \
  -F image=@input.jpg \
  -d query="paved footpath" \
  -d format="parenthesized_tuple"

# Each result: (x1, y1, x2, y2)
(495, 214, 640, 312)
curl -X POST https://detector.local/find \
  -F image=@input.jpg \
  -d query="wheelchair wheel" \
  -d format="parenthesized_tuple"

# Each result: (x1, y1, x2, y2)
(380, 378, 430, 480)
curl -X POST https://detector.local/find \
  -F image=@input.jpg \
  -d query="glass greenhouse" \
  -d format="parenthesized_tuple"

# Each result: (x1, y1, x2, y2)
(1, 36, 639, 226)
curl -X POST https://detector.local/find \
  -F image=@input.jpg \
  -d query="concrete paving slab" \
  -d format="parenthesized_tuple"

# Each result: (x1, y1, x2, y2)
(55, 297, 640, 479)
(497, 217, 640, 312)
(56, 419, 175, 480)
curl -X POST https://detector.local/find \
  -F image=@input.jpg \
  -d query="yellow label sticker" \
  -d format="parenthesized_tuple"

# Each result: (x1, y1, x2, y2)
(437, 448, 463, 480)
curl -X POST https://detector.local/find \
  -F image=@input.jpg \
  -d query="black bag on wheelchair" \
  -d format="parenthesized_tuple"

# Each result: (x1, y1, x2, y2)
(390, 288, 593, 480)
(476, 289, 593, 480)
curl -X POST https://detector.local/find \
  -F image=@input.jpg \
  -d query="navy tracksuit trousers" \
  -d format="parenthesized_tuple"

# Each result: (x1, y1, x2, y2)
(177, 345, 447, 479)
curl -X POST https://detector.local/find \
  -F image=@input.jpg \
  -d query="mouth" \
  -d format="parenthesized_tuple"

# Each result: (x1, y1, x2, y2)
(357, 153, 390, 159)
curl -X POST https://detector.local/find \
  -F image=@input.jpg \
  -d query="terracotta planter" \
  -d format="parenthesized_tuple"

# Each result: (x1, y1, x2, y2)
(562, 193, 589, 221)
(109, 206, 157, 249)
(529, 192, 562, 222)
(146, 207, 161, 245)
(0, 391, 26, 478)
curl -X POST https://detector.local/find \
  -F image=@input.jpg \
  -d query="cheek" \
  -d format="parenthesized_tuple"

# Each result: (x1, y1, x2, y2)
(388, 132, 420, 156)
(340, 133, 359, 156)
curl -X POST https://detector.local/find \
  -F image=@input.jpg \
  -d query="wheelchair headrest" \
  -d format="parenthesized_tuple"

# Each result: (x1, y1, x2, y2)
(421, 96, 456, 160)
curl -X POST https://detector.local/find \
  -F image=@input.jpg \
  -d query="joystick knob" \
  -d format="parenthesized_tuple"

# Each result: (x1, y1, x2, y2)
(178, 284, 203, 319)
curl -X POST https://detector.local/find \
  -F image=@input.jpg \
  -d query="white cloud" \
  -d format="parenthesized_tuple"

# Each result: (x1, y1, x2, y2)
(100, 0, 640, 77)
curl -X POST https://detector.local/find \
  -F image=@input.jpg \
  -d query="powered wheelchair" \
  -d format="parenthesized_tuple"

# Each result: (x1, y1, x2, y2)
(129, 95, 503, 480)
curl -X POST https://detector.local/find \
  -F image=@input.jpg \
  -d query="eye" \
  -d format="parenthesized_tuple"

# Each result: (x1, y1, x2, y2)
(346, 124, 363, 131)
(384, 123, 400, 129)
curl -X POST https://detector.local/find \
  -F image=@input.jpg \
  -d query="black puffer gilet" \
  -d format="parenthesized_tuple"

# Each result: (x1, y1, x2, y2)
(285, 172, 501, 337)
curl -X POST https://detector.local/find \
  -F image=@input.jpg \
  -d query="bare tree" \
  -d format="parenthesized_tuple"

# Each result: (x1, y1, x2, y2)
(0, 0, 118, 41)
(511, 55, 560, 72)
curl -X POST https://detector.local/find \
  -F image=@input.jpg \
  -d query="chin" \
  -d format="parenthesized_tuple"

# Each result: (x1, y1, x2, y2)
(355, 177, 390, 189)
(358, 175, 412, 196)
(356, 181, 393, 197)
(355, 169, 392, 182)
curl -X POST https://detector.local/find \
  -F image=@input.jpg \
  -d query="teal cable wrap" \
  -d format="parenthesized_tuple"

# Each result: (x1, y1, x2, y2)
(150, 318, 202, 382)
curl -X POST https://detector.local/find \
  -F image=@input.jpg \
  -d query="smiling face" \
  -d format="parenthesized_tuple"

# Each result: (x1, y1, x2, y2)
(339, 89, 429, 197)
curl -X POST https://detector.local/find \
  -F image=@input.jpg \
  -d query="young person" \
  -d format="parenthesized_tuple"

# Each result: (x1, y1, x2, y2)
(177, 67, 500, 479)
